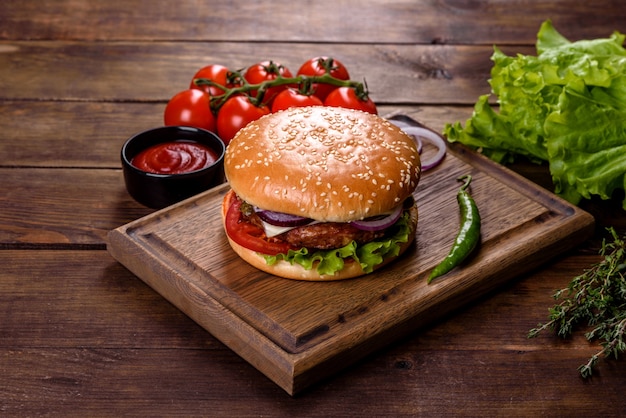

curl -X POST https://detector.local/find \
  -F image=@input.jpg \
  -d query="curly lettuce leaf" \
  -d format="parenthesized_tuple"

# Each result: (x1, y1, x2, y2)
(444, 20, 626, 208)
(263, 212, 412, 276)
(545, 78, 626, 205)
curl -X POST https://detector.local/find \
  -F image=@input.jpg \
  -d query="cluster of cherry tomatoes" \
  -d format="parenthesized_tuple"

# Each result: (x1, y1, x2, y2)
(163, 57, 378, 144)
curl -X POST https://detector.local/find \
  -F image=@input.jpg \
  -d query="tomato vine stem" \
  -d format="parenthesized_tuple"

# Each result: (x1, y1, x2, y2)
(194, 72, 369, 112)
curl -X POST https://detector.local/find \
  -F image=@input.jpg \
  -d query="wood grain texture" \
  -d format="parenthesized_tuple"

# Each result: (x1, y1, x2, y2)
(0, 168, 152, 247)
(0, 41, 505, 103)
(0, 250, 218, 348)
(1, 0, 624, 44)
(0, 102, 471, 168)
(107, 139, 594, 394)
(3, 0, 626, 414)
(3, 346, 625, 417)
(3, 250, 626, 415)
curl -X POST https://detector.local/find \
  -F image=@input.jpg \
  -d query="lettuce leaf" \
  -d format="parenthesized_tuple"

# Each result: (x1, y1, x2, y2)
(263, 211, 413, 276)
(545, 78, 626, 205)
(444, 20, 626, 209)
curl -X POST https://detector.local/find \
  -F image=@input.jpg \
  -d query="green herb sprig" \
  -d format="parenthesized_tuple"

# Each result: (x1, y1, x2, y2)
(528, 227, 626, 378)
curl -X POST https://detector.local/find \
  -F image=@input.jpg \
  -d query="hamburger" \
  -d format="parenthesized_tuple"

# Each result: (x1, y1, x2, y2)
(221, 106, 421, 281)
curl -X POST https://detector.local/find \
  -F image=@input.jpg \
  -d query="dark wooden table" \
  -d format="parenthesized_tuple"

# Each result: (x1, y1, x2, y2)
(2, 1, 626, 416)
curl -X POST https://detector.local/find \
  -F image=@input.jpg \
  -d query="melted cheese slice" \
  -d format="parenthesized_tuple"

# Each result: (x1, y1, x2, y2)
(261, 220, 322, 238)
(262, 221, 298, 238)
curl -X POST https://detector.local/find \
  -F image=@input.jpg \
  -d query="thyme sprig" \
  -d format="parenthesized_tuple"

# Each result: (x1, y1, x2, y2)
(528, 227, 626, 378)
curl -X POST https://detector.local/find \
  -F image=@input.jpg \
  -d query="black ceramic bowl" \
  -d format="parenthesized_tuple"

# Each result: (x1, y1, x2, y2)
(121, 126, 226, 209)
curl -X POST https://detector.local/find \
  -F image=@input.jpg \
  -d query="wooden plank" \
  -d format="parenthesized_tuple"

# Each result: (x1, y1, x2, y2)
(1, 0, 623, 44)
(0, 168, 152, 247)
(107, 131, 595, 394)
(0, 249, 587, 350)
(2, 346, 625, 416)
(0, 41, 519, 103)
(0, 250, 220, 348)
(0, 249, 603, 351)
(0, 101, 163, 168)
(2, 251, 625, 415)
(0, 102, 472, 167)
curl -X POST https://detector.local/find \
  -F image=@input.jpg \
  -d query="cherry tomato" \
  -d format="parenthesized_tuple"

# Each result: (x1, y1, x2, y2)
(324, 86, 378, 114)
(216, 95, 270, 144)
(164, 89, 216, 132)
(271, 88, 324, 112)
(224, 191, 296, 255)
(243, 61, 294, 105)
(297, 57, 350, 101)
(189, 64, 235, 97)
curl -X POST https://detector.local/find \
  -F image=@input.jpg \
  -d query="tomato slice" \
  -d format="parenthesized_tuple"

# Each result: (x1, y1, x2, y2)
(224, 193, 296, 256)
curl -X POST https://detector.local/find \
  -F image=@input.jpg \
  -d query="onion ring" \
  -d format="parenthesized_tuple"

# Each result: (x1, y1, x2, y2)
(350, 204, 403, 231)
(403, 130, 423, 154)
(255, 208, 314, 227)
(401, 126, 446, 171)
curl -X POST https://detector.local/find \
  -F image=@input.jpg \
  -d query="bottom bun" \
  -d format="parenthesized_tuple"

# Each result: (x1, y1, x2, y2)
(222, 190, 418, 281)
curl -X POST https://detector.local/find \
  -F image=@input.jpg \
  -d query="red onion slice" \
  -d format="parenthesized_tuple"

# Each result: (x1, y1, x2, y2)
(401, 128, 424, 154)
(389, 119, 424, 153)
(255, 208, 314, 227)
(401, 126, 447, 171)
(351, 204, 403, 231)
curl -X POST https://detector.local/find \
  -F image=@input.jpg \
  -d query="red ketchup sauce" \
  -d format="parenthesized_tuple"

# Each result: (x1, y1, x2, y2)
(131, 140, 218, 174)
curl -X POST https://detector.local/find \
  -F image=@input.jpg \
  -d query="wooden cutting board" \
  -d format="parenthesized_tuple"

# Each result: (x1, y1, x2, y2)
(107, 117, 594, 395)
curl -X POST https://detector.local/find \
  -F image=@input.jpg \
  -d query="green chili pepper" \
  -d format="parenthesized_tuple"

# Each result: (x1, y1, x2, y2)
(428, 174, 481, 283)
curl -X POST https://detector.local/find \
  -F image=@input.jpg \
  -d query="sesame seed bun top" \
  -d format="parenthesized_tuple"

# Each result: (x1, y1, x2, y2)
(223, 106, 421, 222)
